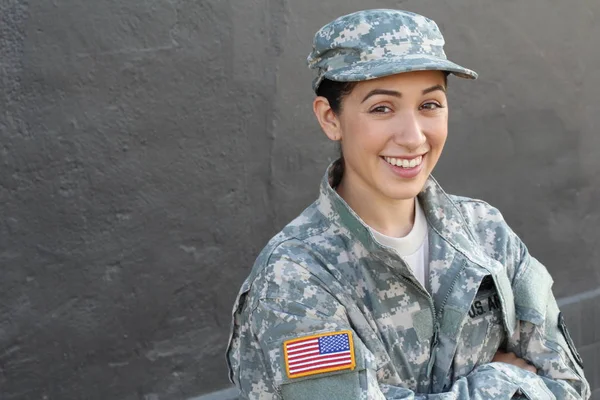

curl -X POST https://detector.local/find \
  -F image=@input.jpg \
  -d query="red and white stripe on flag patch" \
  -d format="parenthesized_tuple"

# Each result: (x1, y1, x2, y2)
(283, 330, 356, 379)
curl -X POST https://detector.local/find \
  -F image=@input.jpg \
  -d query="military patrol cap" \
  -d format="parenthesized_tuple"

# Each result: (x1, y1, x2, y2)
(307, 9, 478, 92)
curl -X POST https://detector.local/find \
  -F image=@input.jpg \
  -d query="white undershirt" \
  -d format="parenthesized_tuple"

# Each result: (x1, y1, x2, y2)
(368, 199, 430, 289)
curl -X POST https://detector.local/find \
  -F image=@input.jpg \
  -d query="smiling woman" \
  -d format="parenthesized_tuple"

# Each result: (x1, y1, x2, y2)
(226, 9, 590, 400)
(314, 71, 449, 238)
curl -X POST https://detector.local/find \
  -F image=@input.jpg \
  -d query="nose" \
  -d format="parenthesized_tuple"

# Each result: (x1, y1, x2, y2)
(393, 112, 426, 152)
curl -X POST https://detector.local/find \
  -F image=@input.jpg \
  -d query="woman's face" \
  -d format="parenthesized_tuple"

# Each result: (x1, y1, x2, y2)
(318, 70, 449, 201)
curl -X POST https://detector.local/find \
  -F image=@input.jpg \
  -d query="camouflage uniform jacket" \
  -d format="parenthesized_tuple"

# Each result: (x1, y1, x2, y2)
(227, 164, 590, 399)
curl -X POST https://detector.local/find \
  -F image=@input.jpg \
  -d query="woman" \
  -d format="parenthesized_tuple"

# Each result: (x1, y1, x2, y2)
(226, 9, 590, 399)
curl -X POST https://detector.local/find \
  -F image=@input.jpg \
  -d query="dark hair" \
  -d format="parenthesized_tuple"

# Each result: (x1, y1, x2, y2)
(315, 79, 356, 187)
(315, 79, 357, 115)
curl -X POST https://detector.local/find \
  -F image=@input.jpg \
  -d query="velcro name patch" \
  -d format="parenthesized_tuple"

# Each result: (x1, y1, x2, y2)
(283, 330, 356, 379)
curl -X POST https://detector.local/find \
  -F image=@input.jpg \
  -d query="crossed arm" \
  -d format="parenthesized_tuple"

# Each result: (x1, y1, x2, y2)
(245, 292, 588, 400)
(234, 254, 590, 400)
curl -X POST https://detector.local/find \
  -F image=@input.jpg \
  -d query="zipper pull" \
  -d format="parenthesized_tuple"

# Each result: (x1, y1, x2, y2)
(426, 323, 440, 378)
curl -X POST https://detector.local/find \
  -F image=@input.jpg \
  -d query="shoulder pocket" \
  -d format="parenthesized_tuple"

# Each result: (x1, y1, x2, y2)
(280, 368, 362, 400)
(260, 329, 369, 399)
(266, 330, 366, 385)
(513, 256, 553, 325)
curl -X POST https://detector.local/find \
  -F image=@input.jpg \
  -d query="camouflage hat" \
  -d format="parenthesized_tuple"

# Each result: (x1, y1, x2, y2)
(307, 9, 478, 92)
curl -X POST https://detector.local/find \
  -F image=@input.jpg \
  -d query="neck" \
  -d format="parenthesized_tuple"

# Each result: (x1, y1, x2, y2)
(336, 174, 416, 238)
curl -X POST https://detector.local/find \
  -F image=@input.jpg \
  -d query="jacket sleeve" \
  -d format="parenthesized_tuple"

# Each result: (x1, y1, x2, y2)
(455, 199, 591, 400)
(506, 250, 591, 400)
(239, 257, 558, 400)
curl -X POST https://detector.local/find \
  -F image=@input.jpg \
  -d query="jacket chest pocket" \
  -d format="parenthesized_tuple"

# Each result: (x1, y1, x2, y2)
(453, 287, 506, 379)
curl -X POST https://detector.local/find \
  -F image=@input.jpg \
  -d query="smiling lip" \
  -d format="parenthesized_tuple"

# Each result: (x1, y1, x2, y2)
(381, 154, 426, 179)
(381, 154, 426, 160)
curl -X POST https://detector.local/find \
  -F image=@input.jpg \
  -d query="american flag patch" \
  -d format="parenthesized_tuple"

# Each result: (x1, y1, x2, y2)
(283, 330, 356, 379)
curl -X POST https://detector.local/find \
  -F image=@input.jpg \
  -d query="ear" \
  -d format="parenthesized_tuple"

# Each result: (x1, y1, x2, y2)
(313, 96, 342, 141)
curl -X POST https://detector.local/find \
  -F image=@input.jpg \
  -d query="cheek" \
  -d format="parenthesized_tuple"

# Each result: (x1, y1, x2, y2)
(423, 118, 448, 148)
(341, 118, 391, 153)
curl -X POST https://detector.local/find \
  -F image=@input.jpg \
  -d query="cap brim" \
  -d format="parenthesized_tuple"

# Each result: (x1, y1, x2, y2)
(316, 54, 477, 91)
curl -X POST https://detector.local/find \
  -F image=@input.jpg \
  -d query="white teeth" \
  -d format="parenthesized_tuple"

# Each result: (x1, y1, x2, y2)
(384, 155, 424, 168)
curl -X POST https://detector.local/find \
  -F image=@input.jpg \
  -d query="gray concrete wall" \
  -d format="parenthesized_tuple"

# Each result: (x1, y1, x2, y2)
(1, 0, 599, 399)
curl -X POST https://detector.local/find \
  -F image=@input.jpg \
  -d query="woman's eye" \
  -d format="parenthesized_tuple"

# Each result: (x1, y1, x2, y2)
(420, 102, 443, 111)
(370, 105, 392, 113)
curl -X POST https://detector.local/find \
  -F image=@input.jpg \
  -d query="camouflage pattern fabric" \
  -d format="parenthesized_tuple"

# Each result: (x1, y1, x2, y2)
(226, 161, 590, 399)
(307, 9, 478, 92)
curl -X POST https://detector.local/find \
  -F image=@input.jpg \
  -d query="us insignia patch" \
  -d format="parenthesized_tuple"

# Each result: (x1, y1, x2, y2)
(283, 330, 356, 379)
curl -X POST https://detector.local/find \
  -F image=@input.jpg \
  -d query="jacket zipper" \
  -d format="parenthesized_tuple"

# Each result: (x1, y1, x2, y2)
(392, 271, 439, 387)
(393, 259, 470, 391)
(426, 323, 440, 378)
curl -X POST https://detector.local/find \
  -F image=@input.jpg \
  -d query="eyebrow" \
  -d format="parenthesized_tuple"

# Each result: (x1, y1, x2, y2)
(361, 84, 447, 103)
(422, 84, 446, 95)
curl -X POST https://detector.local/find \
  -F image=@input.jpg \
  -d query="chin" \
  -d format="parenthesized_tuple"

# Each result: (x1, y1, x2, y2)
(381, 187, 421, 200)
(380, 179, 427, 200)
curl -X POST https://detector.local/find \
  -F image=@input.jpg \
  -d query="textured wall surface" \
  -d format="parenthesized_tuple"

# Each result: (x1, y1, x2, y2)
(1, 0, 599, 399)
